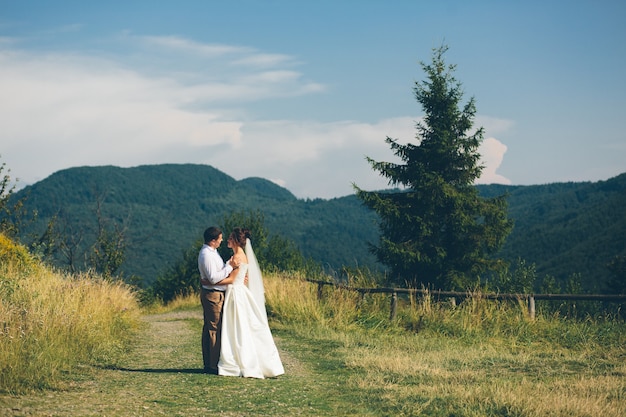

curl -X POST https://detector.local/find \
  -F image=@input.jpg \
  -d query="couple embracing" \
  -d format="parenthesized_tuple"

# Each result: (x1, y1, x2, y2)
(198, 226, 284, 379)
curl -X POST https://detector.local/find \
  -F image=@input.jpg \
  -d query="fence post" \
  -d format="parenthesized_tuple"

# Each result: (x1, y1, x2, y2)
(317, 282, 323, 300)
(527, 295, 535, 320)
(390, 291, 398, 321)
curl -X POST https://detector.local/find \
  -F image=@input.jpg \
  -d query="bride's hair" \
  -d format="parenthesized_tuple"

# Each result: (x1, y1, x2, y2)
(230, 227, 251, 248)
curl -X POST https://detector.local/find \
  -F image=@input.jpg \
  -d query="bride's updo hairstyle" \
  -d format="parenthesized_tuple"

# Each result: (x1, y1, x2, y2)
(230, 227, 251, 248)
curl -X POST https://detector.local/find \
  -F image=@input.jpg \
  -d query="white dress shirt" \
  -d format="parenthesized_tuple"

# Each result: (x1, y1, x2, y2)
(198, 244, 233, 291)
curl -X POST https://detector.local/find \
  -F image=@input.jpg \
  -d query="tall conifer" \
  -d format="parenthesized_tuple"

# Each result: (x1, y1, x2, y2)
(355, 46, 512, 290)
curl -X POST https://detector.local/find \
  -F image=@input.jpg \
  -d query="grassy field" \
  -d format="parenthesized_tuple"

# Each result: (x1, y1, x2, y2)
(1, 235, 625, 416)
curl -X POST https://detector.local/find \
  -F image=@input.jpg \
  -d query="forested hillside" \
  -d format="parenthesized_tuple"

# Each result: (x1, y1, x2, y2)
(478, 173, 626, 291)
(12, 164, 380, 283)
(10, 164, 626, 292)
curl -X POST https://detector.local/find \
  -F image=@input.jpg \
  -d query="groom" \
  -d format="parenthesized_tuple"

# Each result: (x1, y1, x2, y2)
(198, 226, 237, 374)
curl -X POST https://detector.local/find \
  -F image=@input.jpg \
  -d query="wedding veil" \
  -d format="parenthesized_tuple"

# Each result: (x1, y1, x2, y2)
(245, 238, 268, 323)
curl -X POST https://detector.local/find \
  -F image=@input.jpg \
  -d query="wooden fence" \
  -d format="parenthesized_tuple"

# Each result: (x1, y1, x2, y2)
(307, 279, 626, 320)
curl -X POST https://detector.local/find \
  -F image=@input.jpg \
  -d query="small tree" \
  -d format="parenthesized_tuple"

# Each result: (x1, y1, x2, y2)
(490, 258, 537, 294)
(153, 209, 315, 303)
(354, 45, 512, 290)
(0, 158, 27, 238)
(88, 194, 127, 279)
(51, 211, 85, 274)
(152, 240, 203, 303)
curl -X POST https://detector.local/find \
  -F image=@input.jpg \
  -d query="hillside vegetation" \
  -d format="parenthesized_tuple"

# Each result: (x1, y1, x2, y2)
(478, 175, 626, 291)
(12, 164, 379, 281)
(10, 164, 626, 292)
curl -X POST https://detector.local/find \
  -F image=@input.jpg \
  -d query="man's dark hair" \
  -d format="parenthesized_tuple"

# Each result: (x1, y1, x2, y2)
(204, 226, 222, 244)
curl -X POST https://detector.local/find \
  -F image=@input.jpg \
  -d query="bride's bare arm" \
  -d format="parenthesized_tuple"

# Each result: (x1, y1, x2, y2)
(217, 267, 238, 285)
(218, 254, 246, 285)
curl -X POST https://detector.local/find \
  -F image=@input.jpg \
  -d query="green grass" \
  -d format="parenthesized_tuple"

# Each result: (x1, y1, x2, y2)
(1, 244, 624, 416)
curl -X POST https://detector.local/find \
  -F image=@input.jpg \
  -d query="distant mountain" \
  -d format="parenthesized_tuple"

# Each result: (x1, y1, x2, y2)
(478, 173, 626, 291)
(12, 164, 380, 282)
(10, 164, 626, 292)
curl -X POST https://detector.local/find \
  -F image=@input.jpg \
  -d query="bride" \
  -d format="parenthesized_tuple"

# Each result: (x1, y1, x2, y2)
(218, 227, 285, 378)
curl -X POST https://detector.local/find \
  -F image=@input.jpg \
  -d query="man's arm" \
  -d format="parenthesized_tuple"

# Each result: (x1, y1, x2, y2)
(200, 264, 239, 286)
(199, 250, 233, 285)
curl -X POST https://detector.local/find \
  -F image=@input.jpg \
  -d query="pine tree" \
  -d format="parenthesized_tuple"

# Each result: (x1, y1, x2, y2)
(355, 45, 512, 290)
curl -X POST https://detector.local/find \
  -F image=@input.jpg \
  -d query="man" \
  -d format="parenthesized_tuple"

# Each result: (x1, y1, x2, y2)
(198, 226, 237, 374)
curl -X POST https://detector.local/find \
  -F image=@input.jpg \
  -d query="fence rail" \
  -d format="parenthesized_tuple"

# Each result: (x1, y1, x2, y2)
(307, 279, 626, 320)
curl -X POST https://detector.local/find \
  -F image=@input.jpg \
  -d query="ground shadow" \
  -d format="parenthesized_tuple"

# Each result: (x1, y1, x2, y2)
(100, 365, 207, 374)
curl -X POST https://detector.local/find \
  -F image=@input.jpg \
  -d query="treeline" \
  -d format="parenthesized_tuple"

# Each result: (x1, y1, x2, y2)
(478, 173, 626, 293)
(8, 164, 380, 281)
(4, 164, 626, 296)
(150, 209, 322, 303)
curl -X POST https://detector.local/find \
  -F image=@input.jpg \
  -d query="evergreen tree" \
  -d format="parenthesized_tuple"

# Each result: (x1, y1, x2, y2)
(355, 45, 512, 290)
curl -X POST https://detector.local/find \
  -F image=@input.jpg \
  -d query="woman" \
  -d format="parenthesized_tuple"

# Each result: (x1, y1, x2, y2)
(217, 227, 285, 378)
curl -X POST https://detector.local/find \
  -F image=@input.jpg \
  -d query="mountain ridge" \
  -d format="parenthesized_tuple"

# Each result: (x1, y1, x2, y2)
(11, 164, 626, 292)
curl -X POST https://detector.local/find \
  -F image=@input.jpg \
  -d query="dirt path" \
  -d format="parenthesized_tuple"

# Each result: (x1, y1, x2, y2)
(1, 311, 330, 417)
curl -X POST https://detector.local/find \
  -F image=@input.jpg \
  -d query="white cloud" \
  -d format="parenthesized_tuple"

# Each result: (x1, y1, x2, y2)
(233, 53, 297, 68)
(223, 118, 413, 195)
(476, 115, 515, 136)
(138, 35, 250, 57)
(477, 137, 511, 185)
(0, 36, 324, 184)
(215, 116, 511, 198)
(0, 35, 511, 198)
(0, 50, 240, 148)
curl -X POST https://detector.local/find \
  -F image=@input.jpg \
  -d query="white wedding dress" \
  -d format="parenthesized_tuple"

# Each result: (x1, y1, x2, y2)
(218, 240, 284, 378)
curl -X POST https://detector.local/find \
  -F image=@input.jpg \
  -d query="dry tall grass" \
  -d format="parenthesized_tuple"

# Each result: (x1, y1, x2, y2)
(264, 272, 626, 416)
(0, 234, 141, 393)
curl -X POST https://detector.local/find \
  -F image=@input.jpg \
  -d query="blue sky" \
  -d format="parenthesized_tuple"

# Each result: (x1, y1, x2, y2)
(1, 0, 625, 198)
